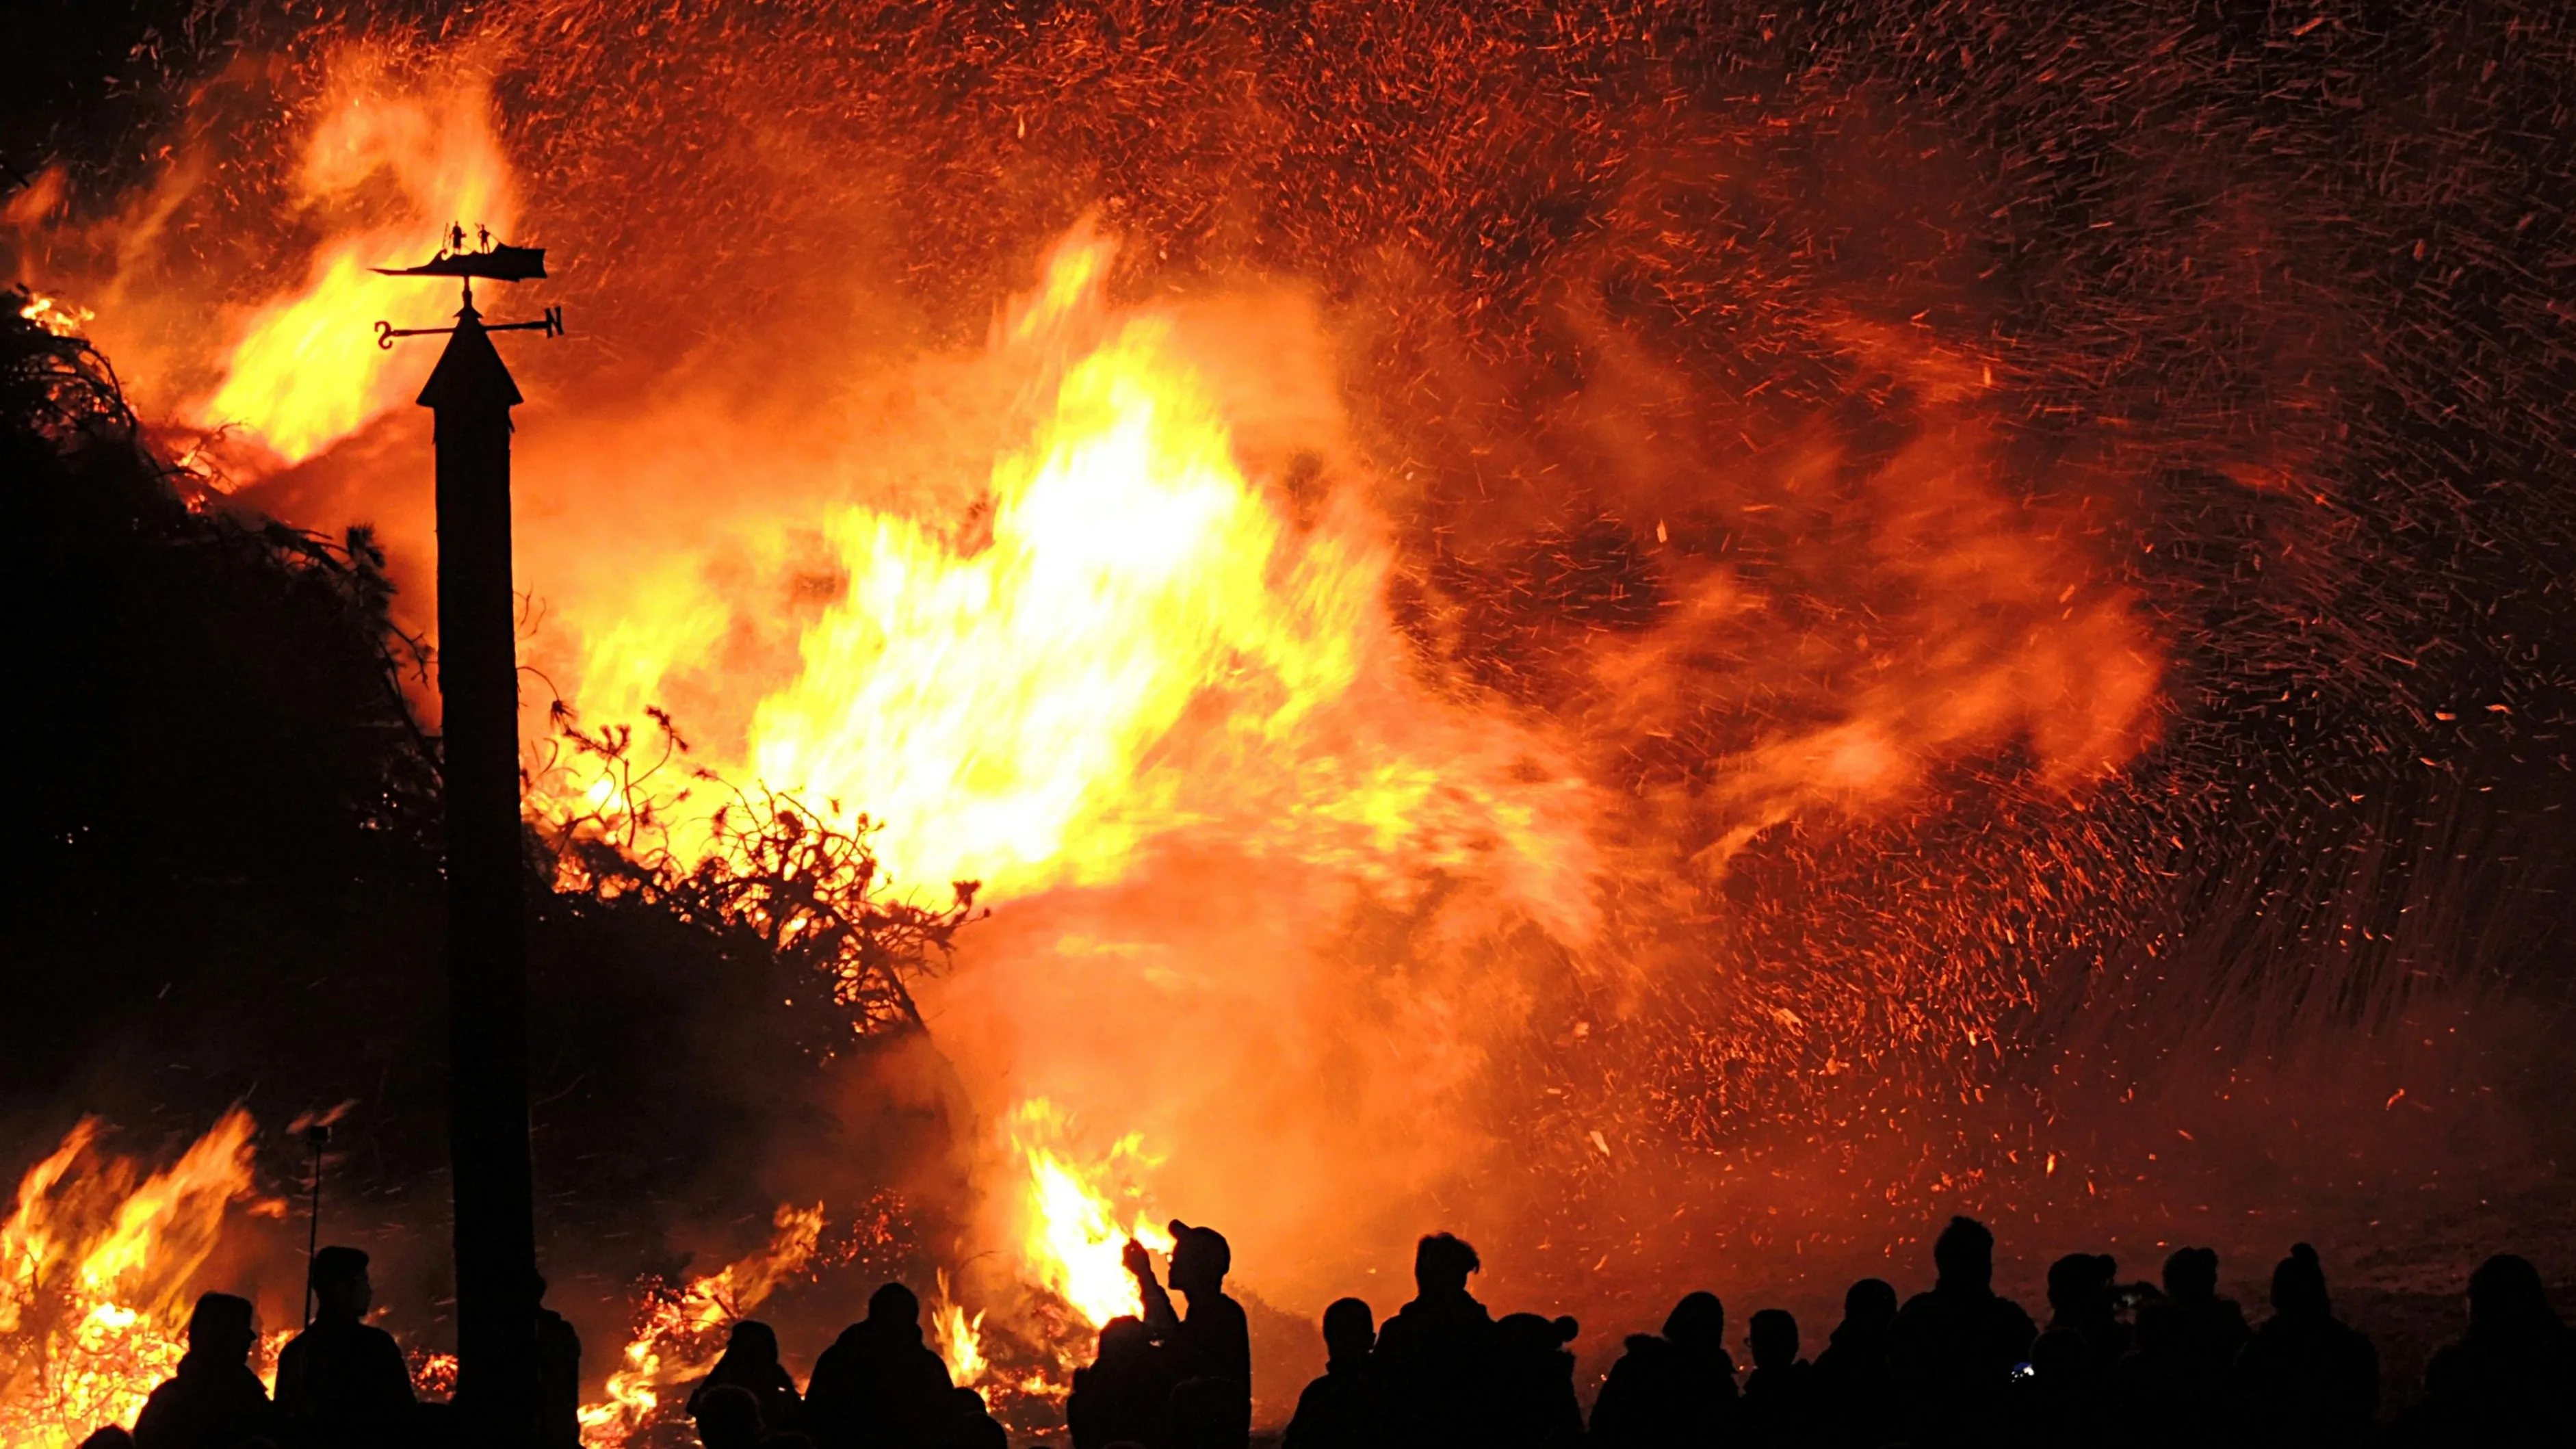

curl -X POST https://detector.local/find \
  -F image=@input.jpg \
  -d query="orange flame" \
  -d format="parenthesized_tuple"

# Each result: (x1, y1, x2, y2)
(548, 231, 1600, 939)
(186, 52, 517, 464)
(1007, 1099, 1171, 1332)
(928, 1272, 986, 1387)
(0, 1110, 278, 1448)
(578, 1201, 822, 1448)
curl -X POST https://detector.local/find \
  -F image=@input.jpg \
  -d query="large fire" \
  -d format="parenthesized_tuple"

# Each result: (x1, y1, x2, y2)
(0, 1112, 284, 1449)
(0, 13, 2217, 1438)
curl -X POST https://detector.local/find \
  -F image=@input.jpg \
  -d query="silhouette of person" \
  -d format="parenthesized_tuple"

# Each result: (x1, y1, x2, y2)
(932, 1387, 1007, 1449)
(2004, 1328, 2103, 1449)
(804, 1283, 956, 1449)
(1372, 1233, 1501, 1449)
(273, 1248, 415, 1449)
(2157, 1247, 2248, 1379)
(1589, 1290, 1737, 1449)
(133, 1292, 272, 1449)
(2231, 1243, 2377, 1449)
(2109, 1296, 2191, 1449)
(532, 1275, 583, 1449)
(2415, 1253, 2575, 1445)
(1887, 1216, 2037, 1448)
(1812, 1279, 1899, 1449)
(1740, 1308, 1815, 1449)
(695, 1383, 768, 1449)
(1069, 1316, 1173, 1449)
(1125, 1220, 1251, 1449)
(1488, 1313, 1584, 1449)
(1286, 1297, 1385, 1449)
(692, 1320, 805, 1435)
(2043, 1254, 2129, 1376)
(79, 1431, 138, 1449)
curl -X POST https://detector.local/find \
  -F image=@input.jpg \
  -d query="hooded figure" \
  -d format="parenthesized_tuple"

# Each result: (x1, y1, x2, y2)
(132, 1293, 272, 1449)
(805, 1283, 957, 1449)
(2416, 1253, 2575, 1445)
(2230, 1243, 2378, 1449)
(690, 1320, 803, 1437)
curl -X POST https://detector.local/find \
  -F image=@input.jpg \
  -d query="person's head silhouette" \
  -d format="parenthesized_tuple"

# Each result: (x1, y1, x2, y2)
(2269, 1243, 2330, 1320)
(1321, 1296, 1375, 1364)
(869, 1281, 922, 1328)
(1414, 1233, 1480, 1298)
(1748, 1309, 1798, 1372)
(725, 1319, 781, 1364)
(1841, 1277, 1899, 1331)
(1933, 1216, 1996, 1293)
(1167, 1220, 1231, 1299)
(692, 1383, 764, 1449)
(187, 1291, 257, 1365)
(1664, 1291, 1726, 1353)
(2162, 1246, 2220, 1305)
(1095, 1314, 1152, 1368)
(2466, 1253, 2556, 1333)
(310, 1246, 373, 1324)
(2047, 1253, 2116, 1320)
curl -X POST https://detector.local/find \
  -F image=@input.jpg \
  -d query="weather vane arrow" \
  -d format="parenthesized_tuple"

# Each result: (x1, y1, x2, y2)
(372, 222, 563, 350)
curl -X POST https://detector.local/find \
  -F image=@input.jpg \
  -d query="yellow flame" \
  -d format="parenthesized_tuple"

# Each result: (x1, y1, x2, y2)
(1009, 1099, 1171, 1329)
(580, 1201, 822, 1448)
(929, 1273, 986, 1387)
(0, 1110, 270, 1449)
(190, 53, 517, 463)
(551, 230, 1598, 942)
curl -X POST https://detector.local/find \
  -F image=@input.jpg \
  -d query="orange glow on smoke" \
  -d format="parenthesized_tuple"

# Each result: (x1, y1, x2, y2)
(0, 1111, 283, 1448)
(187, 53, 516, 464)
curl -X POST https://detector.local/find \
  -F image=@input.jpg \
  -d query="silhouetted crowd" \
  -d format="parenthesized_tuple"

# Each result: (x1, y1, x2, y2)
(81, 1216, 2574, 1449)
(1246, 1219, 2573, 1449)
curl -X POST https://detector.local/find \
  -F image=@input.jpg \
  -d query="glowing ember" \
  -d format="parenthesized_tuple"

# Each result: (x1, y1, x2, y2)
(579, 1201, 823, 1448)
(1009, 1099, 1171, 1332)
(0, 1111, 281, 1448)
(15, 291, 92, 339)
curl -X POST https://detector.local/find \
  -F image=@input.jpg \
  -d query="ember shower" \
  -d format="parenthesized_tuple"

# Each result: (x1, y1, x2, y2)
(5, 0, 2573, 1437)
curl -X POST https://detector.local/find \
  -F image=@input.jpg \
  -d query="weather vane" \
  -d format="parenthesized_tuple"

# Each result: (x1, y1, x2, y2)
(372, 222, 562, 350)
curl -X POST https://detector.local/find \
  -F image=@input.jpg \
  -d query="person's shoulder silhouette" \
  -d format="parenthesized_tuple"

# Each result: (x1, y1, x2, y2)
(1740, 1308, 1817, 1449)
(804, 1282, 954, 1449)
(691, 1320, 804, 1436)
(1888, 1217, 2035, 1447)
(274, 1248, 413, 1449)
(2233, 1243, 2378, 1449)
(1070, 1315, 1173, 1449)
(1285, 1297, 1385, 1449)
(133, 1292, 272, 1449)
(1590, 1290, 1736, 1449)
(1488, 1312, 1584, 1449)
(2417, 1252, 2574, 1445)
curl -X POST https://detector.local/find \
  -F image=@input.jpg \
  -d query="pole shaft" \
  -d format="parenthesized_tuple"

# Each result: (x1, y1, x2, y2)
(428, 309, 540, 1443)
